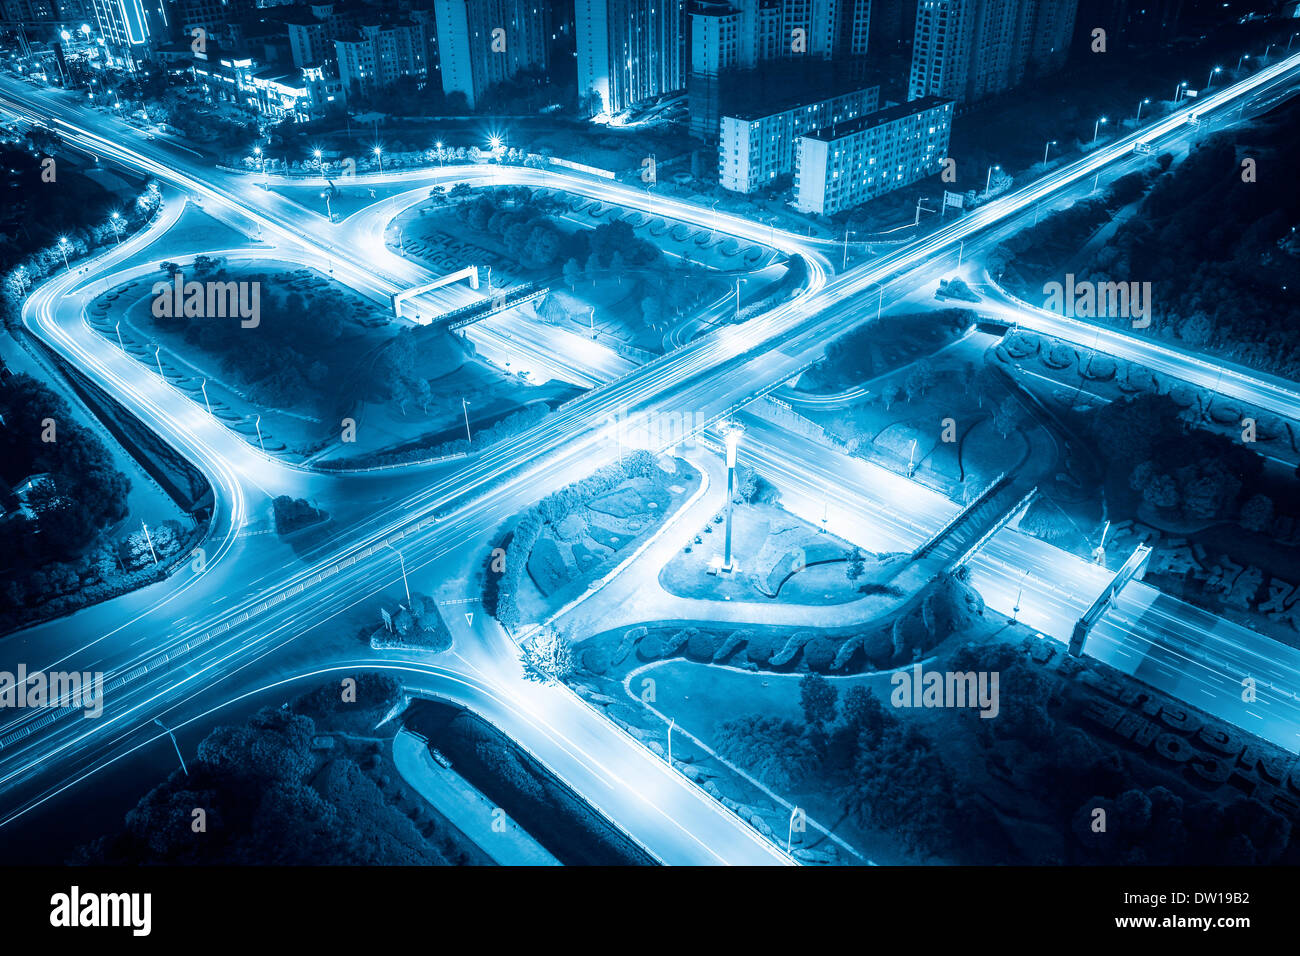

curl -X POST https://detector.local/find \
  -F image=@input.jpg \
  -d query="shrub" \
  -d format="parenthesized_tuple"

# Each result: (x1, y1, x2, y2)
(685, 630, 719, 662)
(803, 637, 836, 673)
(712, 629, 750, 664)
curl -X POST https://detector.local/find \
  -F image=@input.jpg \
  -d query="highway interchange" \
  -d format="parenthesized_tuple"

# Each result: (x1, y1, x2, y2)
(2, 53, 1300, 864)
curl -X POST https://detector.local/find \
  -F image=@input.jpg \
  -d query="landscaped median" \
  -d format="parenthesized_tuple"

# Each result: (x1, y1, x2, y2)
(486, 449, 702, 628)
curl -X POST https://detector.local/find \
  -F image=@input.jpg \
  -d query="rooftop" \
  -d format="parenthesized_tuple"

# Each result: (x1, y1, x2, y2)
(804, 96, 953, 141)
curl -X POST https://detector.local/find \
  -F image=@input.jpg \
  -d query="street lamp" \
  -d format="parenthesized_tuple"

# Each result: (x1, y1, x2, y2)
(320, 190, 332, 220)
(1135, 98, 1150, 123)
(984, 164, 1000, 194)
(1042, 140, 1056, 165)
(381, 542, 411, 605)
(1206, 66, 1221, 89)
(109, 210, 122, 244)
(153, 718, 188, 775)
(461, 397, 472, 444)
(721, 424, 744, 572)
(842, 229, 856, 270)
(1236, 53, 1250, 72)
(373, 144, 384, 174)
(1092, 116, 1108, 144)
(57, 235, 70, 270)
(253, 414, 265, 452)
(1174, 80, 1188, 102)
(434, 141, 444, 167)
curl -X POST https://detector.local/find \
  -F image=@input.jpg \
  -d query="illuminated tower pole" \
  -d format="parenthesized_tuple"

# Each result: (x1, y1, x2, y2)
(723, 424, 744, 572)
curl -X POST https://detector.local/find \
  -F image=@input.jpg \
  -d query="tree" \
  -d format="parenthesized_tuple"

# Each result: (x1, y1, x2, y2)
(521, 628, 575, 684)
(846, 545, 865, 582)
(1240, 493, 1274, 533)
(640, 294, 662, 328)
(585, 251, 602, 286)
(799, 673, 838, 728)
(609, 250, 628, 284)
(992, 395, 1022, 438)
(1143, 473, 1181, 511)
(881, 384, 902, 411)
(562, 257, 581, 291)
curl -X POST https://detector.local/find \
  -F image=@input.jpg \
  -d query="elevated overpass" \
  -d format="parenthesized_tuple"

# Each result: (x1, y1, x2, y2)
(1069, 543, 1154, 656)
(391, 265, 480, 322)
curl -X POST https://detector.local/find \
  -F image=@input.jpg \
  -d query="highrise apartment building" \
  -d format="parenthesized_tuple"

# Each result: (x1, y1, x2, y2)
(576, 0, 687, 117)
(908, 0, 1077, 104)
(335, 16, 428, 99)
(432, 0, 549, 110)
(793, 94, 953, 214)
(718, 83, 878, 192)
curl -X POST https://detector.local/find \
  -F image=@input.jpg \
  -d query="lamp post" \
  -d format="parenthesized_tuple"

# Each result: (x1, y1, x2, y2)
(200, 378, 212, 414)
(153, 718, 188, 775)
(1135, 98, 1149, 123)
(381, 542, 411, 605)
(1042, 139, 1056, 165)
(312, 147, 322, 178)
(666, 717, 674, 768)
(114, 320, 124, 350)
(253, 144, 263, 173)
(321, 190, 332, 220)
(842, 229, 856, 270)
(984, 164, 1000, 194)
(109, 210, 122, 243)
(1236, 54, 1250, 72)
(710, 199, 720, 240)
(435, 141, 444, 167)
(153, 345, 164, 381)
(868, 280, 883, 321)
(1092, 116, 1107, 144)
(57, 236, 70, 271)
(253, 414, 265, 452)
(722, 424, 743, 572)
(373, 145, 384, 174)
(1206, 66, 1221, 89)
(140, 519, 158, 564)
(787, 806, 800, 854)
(1174, 80, 1188, 102)
(462, 398, 472, 443)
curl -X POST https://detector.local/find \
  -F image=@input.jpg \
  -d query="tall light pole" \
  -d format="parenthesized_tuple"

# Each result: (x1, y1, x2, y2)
(435, 141, 444, 167)
(734, 277, 741, 321)
(313, 147, 322, 179)
(321, 190, 332, 220)
(1135, 98, 1149, 123)
(373, 145, 384, 174)
(57, 236, 70, 271)
(1174, 80, 1188, 102)
(153, 345, 165, 381)
(1206, 66, 1221, 89)
(722, 424, 743, 572)
(382, 542, 411, 605)
(109, 210, 122, 244)
(868, 280, 883, 321)
(787, 806, 800, 854)
(114, 321, 124, 350)
(1042, 140, 1056, 165)
(710, 199, 720, 240)
(254, 414, 265, 452)
(1236, 53, 1250, 72)
(666, 717, 674, 768)
(984, 164, 1000, 194)
(153, 718, 188, 775)
(842, 229, 856, 270)
(462, 398, 472, 443)
(1091, 116, 1107, 144)
(253, 144, 263, 174)
(200, 378, 212, 414)
(140, 519, 158, 564)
